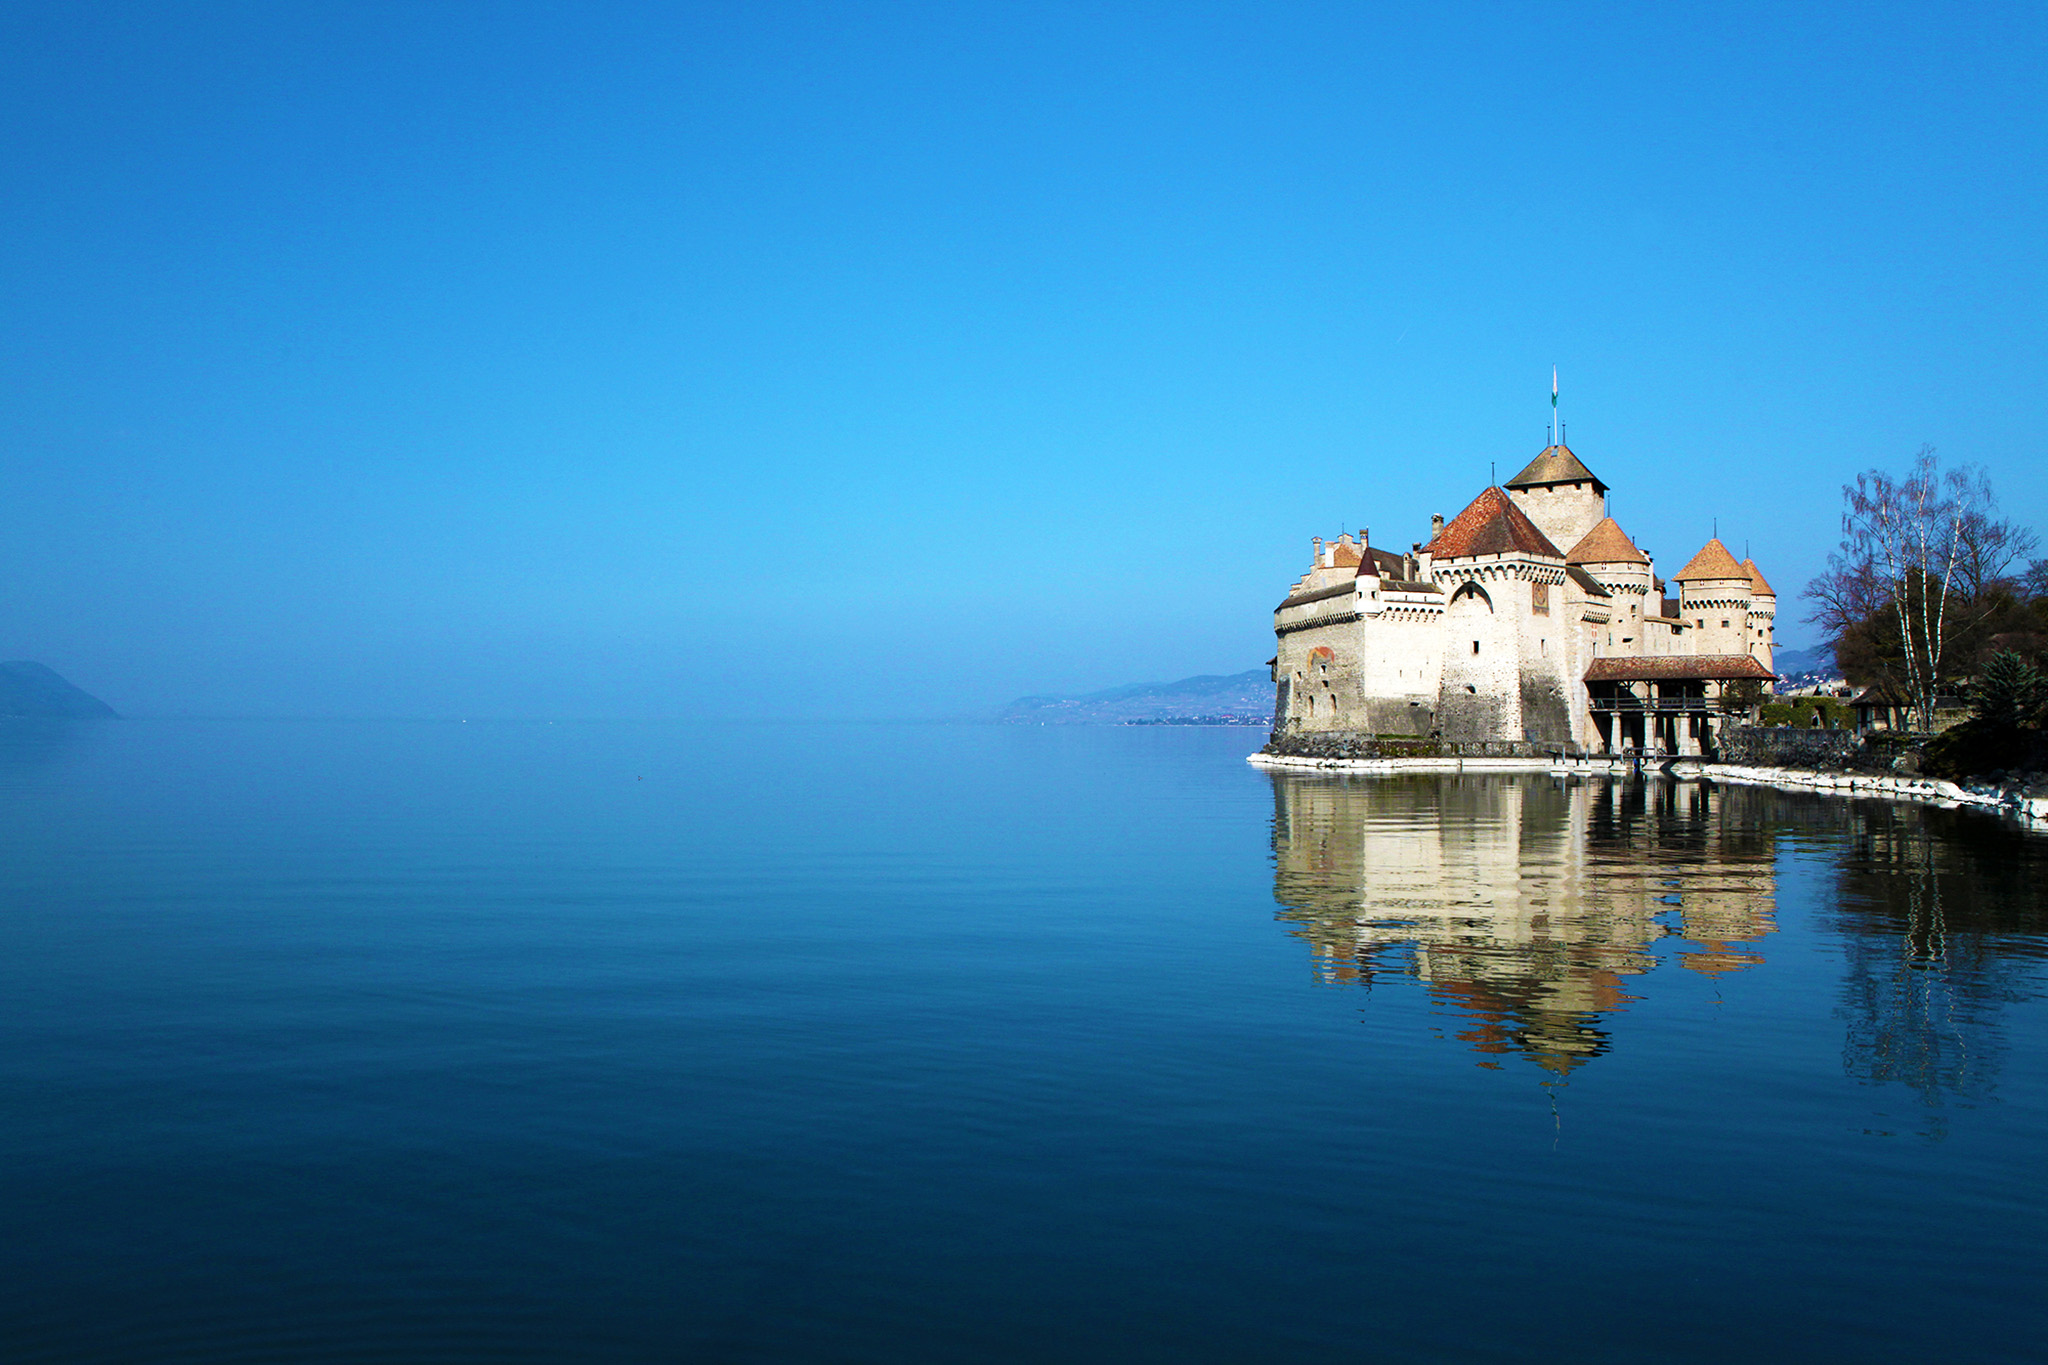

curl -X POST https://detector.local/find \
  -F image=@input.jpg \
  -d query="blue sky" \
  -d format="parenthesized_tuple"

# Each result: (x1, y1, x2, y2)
(3, 1, 2044, 718)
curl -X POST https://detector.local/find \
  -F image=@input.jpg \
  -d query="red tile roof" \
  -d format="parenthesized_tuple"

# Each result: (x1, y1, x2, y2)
(1504, 444, 1607, 492)
(1584, 655, 1776, 682)
(1673, 538, 1746, 581)
(1426, 486, 1563, 560)
(1566, 517, 1649, 566)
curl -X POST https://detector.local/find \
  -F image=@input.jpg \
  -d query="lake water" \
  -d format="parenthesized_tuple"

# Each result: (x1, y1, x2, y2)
(3, 719, 2045, 1362)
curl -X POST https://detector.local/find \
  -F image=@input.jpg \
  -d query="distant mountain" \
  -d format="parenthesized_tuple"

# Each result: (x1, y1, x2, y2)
(1774, 645, 1840, 691)
(999, 668, 1272, 725)
(0, 662, 117, 718)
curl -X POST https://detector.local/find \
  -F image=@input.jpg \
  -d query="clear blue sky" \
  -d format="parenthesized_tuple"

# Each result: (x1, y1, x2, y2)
(4, 1, 2044, 718)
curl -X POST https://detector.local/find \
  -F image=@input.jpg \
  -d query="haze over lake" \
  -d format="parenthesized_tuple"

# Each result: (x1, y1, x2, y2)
(4, 720, 2044, 1362)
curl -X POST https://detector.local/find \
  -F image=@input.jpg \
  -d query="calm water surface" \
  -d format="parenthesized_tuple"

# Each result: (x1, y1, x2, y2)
(2, 720, 2045, 1362)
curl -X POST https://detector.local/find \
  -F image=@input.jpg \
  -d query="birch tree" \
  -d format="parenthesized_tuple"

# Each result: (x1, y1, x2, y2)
(1805, 447, 1982, 730)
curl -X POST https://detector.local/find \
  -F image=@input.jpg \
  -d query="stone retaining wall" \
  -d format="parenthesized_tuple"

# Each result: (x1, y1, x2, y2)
(1714, 726, 1860, 768)
(1260, 730, 1561, 762)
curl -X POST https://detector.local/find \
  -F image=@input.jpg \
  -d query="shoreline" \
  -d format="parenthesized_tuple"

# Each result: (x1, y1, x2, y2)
(1246, 750, 2048, 824)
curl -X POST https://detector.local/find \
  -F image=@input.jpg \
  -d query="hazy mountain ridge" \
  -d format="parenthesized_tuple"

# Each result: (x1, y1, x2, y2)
(1003, 647, 1841, 724)
(1000, 669, 1272, 725)
(0, 662, 117, 718)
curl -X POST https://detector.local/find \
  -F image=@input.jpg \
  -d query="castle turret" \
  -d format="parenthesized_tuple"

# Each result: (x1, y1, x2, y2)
(1565, 517, 1652, 655)
(1740, 558, 1776, 672)
(1504, 445, 1608, 554)
(1673, 539, 1753, 657)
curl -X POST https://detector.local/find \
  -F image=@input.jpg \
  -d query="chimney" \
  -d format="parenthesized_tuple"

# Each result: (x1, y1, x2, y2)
(1430, 513, 1445, 539)
(1360, 528, 1369, 550)
(1312, 536, 1323, 566)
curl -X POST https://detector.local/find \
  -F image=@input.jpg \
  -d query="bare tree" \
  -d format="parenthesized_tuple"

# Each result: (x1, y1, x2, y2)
(1804, 447, 1997, 730)
(1953, 466, 2040, 598)
(1804, 544, 1885, 648)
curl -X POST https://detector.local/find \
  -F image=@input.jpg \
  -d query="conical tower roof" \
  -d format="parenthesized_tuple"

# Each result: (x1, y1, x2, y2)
(1504, 444, 1607, 494)
(1426, 486, 1563, 560)
(1566, 517, 1649, 566)
(1674, 538, 1746, 581)
(1741, 558, 1776, 597)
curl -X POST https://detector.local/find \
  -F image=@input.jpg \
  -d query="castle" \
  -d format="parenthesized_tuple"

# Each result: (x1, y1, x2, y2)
(1270, 442, 1777, 756)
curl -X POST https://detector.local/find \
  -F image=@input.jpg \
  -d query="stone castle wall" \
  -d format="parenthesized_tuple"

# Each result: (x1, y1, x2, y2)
(1274, 578, 1445, 738)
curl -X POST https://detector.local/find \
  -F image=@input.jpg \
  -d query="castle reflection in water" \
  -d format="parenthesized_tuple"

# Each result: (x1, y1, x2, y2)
(1269, 774, 1779, 1074)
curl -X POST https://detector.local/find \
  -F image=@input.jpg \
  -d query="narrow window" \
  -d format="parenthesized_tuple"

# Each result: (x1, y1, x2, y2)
(1472, 640, 1480, 655)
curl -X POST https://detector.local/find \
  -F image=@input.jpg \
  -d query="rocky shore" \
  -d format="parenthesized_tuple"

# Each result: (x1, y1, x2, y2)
(1246, 746, 2048, 825)
(1702, 760, 2048, 822)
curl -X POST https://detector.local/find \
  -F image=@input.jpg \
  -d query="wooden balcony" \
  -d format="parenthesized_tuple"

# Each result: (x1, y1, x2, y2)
(1590, 695, 1713, 714)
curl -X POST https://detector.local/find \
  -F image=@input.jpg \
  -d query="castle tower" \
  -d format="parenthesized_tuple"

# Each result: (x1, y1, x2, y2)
(1504, 444, 1608, 554)
(1425, 486, 1573, 745)
(1565, 517, 1652, 656)
(1673, 538, 1754, 656)
(1740, 558, 1776, 672)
